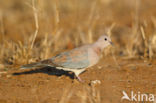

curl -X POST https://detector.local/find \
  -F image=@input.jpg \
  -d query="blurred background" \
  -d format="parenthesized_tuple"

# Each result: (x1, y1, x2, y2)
(0, 0, 156, 68)
(0, 1, 156, 103)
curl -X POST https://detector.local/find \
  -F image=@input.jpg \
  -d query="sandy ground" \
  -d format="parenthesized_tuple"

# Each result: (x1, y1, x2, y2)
(0, 57, 156, 103)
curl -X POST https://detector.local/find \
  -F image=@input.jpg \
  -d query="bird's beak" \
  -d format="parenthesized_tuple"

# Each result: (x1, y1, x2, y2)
(109, 41, 114, 46)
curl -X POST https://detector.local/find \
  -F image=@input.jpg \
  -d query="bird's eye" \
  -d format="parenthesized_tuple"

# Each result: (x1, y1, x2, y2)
(104, 38, 107, 41)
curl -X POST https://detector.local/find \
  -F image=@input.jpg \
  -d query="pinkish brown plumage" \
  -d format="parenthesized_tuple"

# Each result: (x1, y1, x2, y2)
(94, 47, 102, 56)
(21, 34, 112, 82)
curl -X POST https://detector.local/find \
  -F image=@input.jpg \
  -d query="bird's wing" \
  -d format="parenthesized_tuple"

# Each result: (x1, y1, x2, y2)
(42, 47, 90, 69)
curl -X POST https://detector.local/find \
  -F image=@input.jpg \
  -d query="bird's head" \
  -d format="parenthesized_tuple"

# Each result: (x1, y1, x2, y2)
(94, 34, 113, 49)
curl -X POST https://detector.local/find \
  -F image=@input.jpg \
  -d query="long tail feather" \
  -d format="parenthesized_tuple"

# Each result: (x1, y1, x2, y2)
(20, 59, 55, 69)
(20, 62, 46, 69)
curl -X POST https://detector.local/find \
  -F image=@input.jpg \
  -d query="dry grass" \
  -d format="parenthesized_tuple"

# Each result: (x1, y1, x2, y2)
(58, 82, 101, 103)
(0, 0, 156, 67)
(0, 1, 156, 102)
(0, 0, 156, 70)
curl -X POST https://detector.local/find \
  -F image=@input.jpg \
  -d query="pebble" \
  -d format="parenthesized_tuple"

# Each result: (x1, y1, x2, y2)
(91, 80, 101, 85)
(0, 64, 4, 69)
(6, 74, 12, 78)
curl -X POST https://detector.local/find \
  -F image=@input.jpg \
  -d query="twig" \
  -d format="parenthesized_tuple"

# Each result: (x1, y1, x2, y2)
(59, 86, 73, 103)
(111, 49, 121, 69)
(0, 11, 5, 40)
(87, 1, 97, 43)
(30, 0, 39, 49)
(107, 23, 116, 37)
(140, 26, 148, 59)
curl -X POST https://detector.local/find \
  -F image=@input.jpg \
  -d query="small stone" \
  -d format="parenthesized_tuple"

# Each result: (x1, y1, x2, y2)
(0, 71, 7, 74)
(91, 80, 101, 85)
(130, 66, 137, 70)
(0, 64, 4, 69)
(98, 66, 102, 69)
(6, 74, 12, 78)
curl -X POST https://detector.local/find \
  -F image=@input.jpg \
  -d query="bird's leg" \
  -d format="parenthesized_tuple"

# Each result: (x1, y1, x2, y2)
(76, 76, 84, 82)
(74, 70, 85, 82)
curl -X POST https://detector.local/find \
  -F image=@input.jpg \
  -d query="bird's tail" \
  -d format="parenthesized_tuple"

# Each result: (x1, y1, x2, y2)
(20, 62, 46, 69)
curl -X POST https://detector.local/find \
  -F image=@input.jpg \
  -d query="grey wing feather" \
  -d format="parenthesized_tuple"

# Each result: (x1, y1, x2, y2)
(51, 47, 90, 69)
(21, 45, 90, 69)
(21, 62, 48, 69)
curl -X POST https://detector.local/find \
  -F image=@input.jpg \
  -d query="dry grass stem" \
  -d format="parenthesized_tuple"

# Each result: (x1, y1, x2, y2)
(140, 26, 148, 59)
(0, 11, 5, 40)
(30, 0, 39, 49)
(59, 86, 73, 103)
(111, 49, 121, 69)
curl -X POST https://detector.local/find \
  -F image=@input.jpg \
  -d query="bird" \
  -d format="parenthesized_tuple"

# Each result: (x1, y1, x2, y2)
(21, 34, 113, 82)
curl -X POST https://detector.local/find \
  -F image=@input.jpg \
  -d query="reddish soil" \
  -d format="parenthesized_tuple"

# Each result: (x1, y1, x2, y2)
(0, 57, 156, 103)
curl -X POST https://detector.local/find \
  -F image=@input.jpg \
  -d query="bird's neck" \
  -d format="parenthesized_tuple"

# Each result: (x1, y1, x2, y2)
(92, 41, 103, 50)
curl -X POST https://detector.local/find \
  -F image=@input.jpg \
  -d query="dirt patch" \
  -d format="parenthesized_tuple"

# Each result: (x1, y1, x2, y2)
(0, 58, 155, 103)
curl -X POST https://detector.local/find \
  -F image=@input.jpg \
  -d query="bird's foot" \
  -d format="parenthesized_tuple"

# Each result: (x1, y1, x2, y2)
(77, 76, 84, 83)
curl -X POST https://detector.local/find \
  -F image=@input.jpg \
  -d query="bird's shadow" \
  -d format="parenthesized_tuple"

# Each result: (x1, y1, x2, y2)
(13, 67, 75, 79)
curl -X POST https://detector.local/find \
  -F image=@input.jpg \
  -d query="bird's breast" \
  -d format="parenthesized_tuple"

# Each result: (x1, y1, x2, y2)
(88, 48, 101, 67)
(94, 47, 102, 56)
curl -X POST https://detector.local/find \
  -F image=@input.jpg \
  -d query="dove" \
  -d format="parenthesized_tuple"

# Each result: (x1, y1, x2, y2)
(21, 34, 113, 82)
